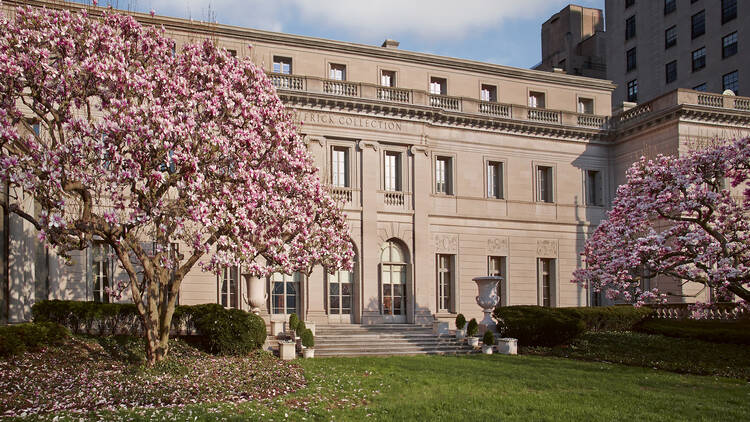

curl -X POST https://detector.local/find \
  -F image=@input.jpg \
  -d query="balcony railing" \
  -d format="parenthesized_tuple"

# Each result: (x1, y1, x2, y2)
(330, 186, 354, 204)
(528, 109, 560, 124)
(479, 101, 510, 118)
(697, 93, 723, 108)
(377, 87, 411, 103)
(270, 73, 304, 91)
(577, 114, 606, 128)
(323, 80, 359, 97)
(735, 98, 750, 111)
(384, 191, 405, 206)
(429, 94, 461, 111)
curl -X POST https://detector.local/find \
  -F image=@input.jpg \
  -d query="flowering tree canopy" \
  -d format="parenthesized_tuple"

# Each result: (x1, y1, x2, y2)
(0, 6, 353, 362)
(573, 137, 750, 311)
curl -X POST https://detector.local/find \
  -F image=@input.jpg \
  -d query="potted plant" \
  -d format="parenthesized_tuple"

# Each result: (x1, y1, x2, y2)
(301, 328, 315, 358)
(455, 314, 467, 340)
(295, 320, 307, 351)
(482, 331, 495, 354)
(288, 313, 299, 338)
(467, 318, 479, 347)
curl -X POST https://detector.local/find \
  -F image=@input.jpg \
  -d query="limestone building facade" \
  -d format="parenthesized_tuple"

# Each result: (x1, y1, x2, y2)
(2, 0, 750, 326)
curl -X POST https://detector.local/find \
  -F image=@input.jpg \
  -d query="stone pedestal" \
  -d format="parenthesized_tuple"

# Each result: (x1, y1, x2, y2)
(279, 341, 296, 360)
(473, 276, 502, 335)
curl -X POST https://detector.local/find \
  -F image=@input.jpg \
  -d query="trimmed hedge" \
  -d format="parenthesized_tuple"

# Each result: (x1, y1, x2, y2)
(556, 306, 653, 332)
(32, 300, 266, 355)
(494, 306, 585, 347)
(0, 322, 70, 357)
(636, 318, 750, 345)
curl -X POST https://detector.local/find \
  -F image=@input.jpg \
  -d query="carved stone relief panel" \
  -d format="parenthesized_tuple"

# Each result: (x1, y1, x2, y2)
(434, 234, 459, 254)
(536, 239, 558, 258)
(486, 237, 509, 255)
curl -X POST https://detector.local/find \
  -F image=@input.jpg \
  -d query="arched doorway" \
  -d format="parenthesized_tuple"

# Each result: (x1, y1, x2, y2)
(380, 239, 408, 323)
(327, 249, 357, 324)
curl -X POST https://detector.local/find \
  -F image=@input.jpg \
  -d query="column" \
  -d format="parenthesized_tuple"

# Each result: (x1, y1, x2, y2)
(410, 145, 434, 324)
(359, 139, 380, 325)
(304, 135, 328, 323)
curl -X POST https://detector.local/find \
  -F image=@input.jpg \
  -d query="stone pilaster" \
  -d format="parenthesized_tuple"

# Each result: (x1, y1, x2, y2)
(410, 145, 434, 324)
(359, 140, 381, 325)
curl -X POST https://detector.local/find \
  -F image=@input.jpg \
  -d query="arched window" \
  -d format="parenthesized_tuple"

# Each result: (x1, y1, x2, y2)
(381, 239, 408, 321)
(271, 272, 301, 315)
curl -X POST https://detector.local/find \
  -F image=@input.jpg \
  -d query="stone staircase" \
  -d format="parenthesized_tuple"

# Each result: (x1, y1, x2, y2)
(313, 324, 477, 357)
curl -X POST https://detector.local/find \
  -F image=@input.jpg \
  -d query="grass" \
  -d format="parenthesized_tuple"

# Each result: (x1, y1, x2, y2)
(524, 331, 750, 379)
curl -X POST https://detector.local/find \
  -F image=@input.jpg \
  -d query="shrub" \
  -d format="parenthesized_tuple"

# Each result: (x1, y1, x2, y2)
(455, 314, 466, 330)
(467, 318, 479, 337)
(636, 318, 750, 345)
(181, 304, 266, 355)
(482, 330, 495, 346)
(557, 306, 653, 332)
(296, 320, 307, 337)
(494, 306, 585, 347)
(301, 328, 315, 348)
(288, 313, 299, 333)
(0, 322, 70, 357)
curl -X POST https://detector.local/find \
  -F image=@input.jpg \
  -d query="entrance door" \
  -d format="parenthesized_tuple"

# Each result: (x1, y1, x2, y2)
(328, 269, 354, 323)
(380, 240, 408, 323)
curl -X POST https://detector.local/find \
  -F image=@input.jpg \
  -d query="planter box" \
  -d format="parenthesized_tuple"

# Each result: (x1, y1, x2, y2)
(279, 341, 296, 360)
(496, 338, 518, 355)
(467, 336, 480, 347)
(303, 348, 315, 358)
(271, 321, 285, 336)
(455, 328, 466, 340)
(481, 344, 493, 354)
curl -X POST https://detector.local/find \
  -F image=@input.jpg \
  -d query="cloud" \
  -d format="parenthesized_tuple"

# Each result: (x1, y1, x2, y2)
(136, 0, 579, 40)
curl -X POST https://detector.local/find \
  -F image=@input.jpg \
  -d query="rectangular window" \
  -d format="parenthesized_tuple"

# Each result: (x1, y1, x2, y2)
(578, 98, 594, 114)
(692, 10, 705, 39)
(626, 48, 637, 72)
(331, 147, 349, 187)
(218, 265, 240, 309)
(381, 70, 396, 87)
(384, 151, 402, 191)
(487, 161, 504, 199)
(692, 47, 706, 71)
(625, 15, 636, 40)
(666, 60, 677, 84)
(273, 56, 292, 74)
(627, 79, 638, 102)
(430, 77, 447, 95)
(329, 63, 346, 81)
(536, 165, 554, 203)
(538, 258, 555, 307)
(480, 84, 497, 102)
(91, 242, 111, 303)
(723, 70, 738, 94)
(271, 272, 300, 315)
(435, 156, 453, 195)
(488, 256, 507, 304)
(586, 170, 603, 206)
(693, 83, 707, 92)
(723, 32, 738, 58)
(665, 26, 677, 49)
(437, 254, 453, 312)
(664, 0, 676, 14)
(722, 0, 737, 24)
(528, 91, 545, 108)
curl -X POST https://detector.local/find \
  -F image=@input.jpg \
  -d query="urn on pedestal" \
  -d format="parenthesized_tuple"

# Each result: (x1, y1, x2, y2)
(473, 276, 502, 335)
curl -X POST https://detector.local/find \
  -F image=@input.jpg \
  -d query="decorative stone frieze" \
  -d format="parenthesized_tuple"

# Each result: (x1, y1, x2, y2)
(536, 239, 558, 258)
(434, 234, 459, 254)
(487, 237, 509, 255)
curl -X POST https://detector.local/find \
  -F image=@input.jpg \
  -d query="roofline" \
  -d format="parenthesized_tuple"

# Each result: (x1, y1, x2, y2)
(8, 0, 616, 92)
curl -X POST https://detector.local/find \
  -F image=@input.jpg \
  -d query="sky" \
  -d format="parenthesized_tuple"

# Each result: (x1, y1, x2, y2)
(81, 0, 606, 69)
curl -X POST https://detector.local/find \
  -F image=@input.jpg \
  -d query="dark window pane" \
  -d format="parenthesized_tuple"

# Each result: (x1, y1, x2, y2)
(722, 0, 737, 24)
(330, 296, 339, 312)
(692, 11, 705, 39)
(330, 282, 339, 295)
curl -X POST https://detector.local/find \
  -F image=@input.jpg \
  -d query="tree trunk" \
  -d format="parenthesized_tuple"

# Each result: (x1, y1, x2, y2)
(144, 306, 174, 364)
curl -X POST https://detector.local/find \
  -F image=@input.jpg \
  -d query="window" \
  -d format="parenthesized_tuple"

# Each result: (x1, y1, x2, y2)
(693, 83, 707, 92)
(692, 47, 706, 71)
(435, 156, 453, 195)
(429, 77, 446, 95)
(330, 147, 349, 187)
(536, 165, 554, 203)
(91, 242, 111, 303)
(692, 10, 705, 39)
(528, 91, 545, 108)
(538, 258, 555, 307)
(722, 0, 737, 24)
(436, 254, 453, 312)
(626, 48, 637, 72)
(723, 32, 738, 58)
(381, 240, 407, 318)
(271, 272, 300, 314)
(487, 161, 504, 199)
(227, 49, 237, 57)
(383, 151, 402, 191)
(586, 170, 603, 206)
(625, 16, 636, 40)
(480, 84, 497, 102)
(665, 26, 677, 49)
(218, 265, 240, 309)
(488, 256, 507, 305)
(664, 0, 676, 14)
(329, 63, 346, 80)
(273, 56, 292, 74)
(723, 70, 738, 94)
(578, 98, 594, 114)
(626, 0, 635, 8)
(328, 268, 353, 316)
(627, 79, 638, 102)
(666, 60, 677, 84)
(381, 70, 395, 87)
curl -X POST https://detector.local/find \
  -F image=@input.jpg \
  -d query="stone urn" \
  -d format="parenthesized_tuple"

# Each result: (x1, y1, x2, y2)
(243, 274, 267, 315)
(473, 276, 502, 335)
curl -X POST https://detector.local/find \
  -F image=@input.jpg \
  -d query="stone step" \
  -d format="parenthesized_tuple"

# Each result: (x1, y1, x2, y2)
(316, 339, 466, 347)
(316, 347, 478, 357)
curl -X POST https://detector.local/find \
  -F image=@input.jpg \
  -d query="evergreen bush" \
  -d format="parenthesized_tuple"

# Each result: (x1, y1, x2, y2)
(301, 328, 315, 348)
(482, 330, 495, 346)
(288, 313, 299, 333)
(467, 318, 479, 337)
(455, 314, 466, 330)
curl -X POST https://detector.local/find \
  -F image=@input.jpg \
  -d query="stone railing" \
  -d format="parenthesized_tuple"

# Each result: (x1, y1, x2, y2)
(735, 98, 750, 111)
(479, 101, 511, 118)
(377, 87, 411, 103)
(383, 190, 405, 206)
(648, 303, 748, 320)
(330, 186, 354, 204)
(429, 94, 461, 111)
(323, 80, 359, 97)
(528, 109, 560, 124)
(697, 93, 724, 107)
(269, 73, 305, 91)
(577, 114, 606, 128)
(618, 103, 652, 123)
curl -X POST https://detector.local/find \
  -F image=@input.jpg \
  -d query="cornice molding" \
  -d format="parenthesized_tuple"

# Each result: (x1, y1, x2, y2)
(358, 140, 379, 151)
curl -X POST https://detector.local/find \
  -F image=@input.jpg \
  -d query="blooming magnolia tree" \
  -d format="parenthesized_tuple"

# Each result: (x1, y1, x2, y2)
(574, 137, 750, 313)
(0, 6, 353, 363)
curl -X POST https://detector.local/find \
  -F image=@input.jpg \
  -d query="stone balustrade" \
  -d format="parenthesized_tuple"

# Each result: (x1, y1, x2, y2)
(329, 186, 354, 205)
(429, 94, 461, 111)
(648, 302, 748, 320)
